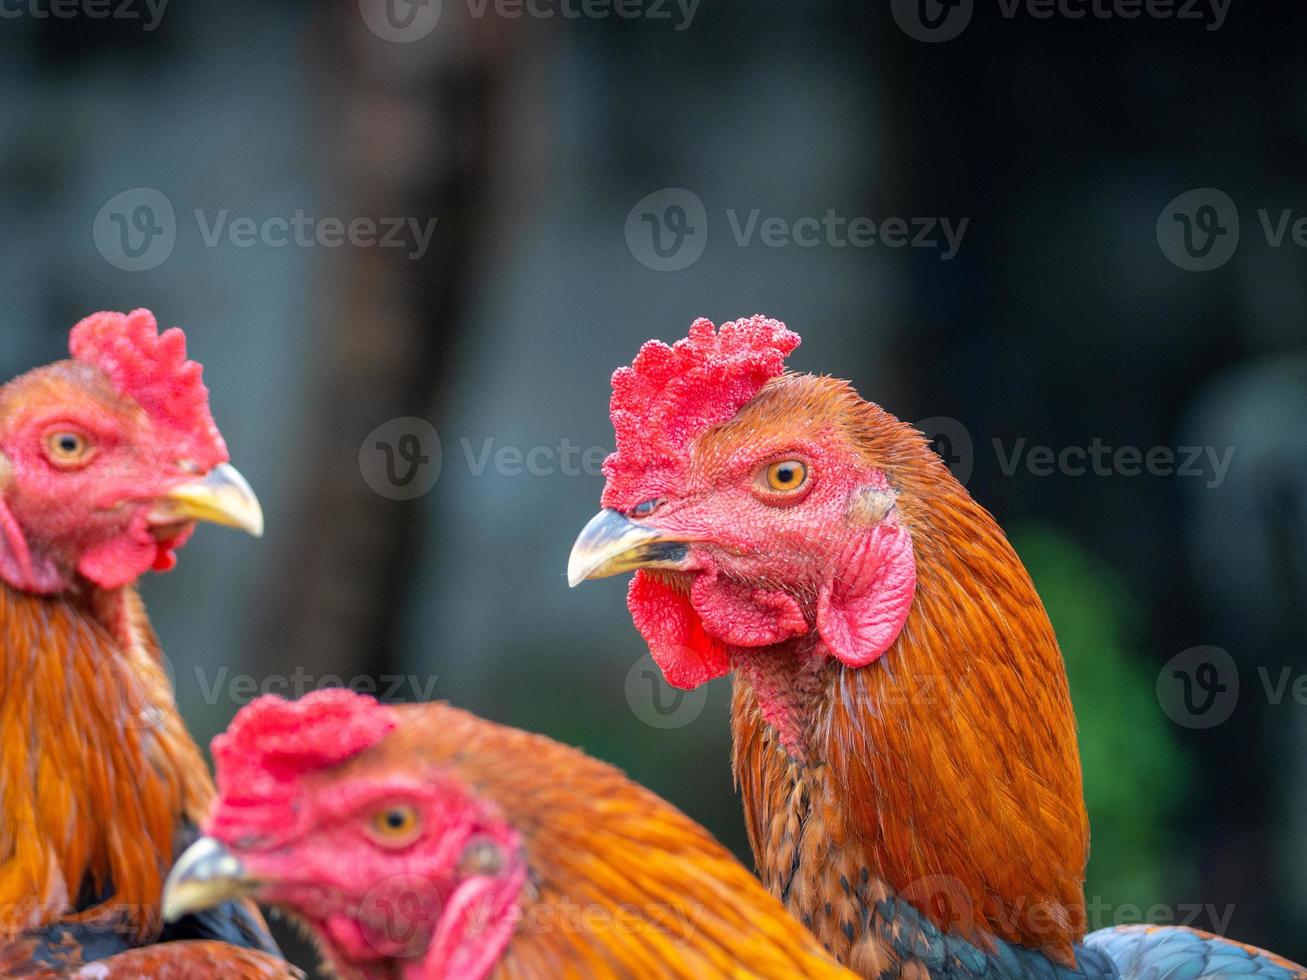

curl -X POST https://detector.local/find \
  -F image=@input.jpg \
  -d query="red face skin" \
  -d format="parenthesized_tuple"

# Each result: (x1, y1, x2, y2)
(603, 390, 918, 693)
(207, 766, 527, 980)
(0, 362, 209, 593)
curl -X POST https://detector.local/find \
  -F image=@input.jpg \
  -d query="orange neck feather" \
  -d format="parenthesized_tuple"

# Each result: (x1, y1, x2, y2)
(0, 582, 213, 941)
(368, 705, 853, 979)
(731, 404, 1089, 967)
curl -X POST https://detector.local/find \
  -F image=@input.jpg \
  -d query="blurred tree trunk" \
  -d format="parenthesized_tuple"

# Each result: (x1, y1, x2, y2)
(251, 5, 510, 973)
(254, 3, 501, 714)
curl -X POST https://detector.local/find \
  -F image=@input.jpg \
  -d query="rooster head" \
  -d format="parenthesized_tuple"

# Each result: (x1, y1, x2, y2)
(163, 689, 526, 980)
(0, 308, 263, 594)
(569, 315, 925, 690)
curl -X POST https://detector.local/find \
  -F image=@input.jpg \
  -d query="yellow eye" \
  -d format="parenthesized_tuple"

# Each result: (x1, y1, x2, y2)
(45, 431, 93, 467)
(370, 805, 421, 843)
(763, 459, 808, 493)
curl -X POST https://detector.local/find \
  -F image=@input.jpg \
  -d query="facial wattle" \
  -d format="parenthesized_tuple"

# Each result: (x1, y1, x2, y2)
(626, 556, 810, 691)
(77, 511, 195, 589)
(690, 562, 808, 646)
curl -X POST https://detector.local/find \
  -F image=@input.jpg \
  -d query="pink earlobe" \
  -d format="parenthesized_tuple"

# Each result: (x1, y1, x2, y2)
(628, 570, 730, 690)
(0, 497, 61, 594)
(817, 521, 917, 669)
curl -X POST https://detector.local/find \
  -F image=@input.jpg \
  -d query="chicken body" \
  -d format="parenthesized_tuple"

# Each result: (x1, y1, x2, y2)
(163, 690, 857, 980)
(570, 315, 1307, 979)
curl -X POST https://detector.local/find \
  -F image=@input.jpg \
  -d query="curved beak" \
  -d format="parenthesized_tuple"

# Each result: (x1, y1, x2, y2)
(163, 836, 256, 922)
(150, 463, 264, 538)
(567, 508, 691, 588)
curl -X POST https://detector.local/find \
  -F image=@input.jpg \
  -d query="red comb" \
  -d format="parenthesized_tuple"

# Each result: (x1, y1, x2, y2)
(69, 309, 228, 471)
(601, 315, 800, 509)
(212, 689, 398, 802)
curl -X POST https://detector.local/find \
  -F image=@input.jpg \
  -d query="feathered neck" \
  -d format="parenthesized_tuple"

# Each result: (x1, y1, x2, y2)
(730, 431, 1090, 970)
(0, 580, 213, 942)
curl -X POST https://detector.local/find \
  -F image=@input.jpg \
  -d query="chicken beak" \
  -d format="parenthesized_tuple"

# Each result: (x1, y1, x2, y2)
(150, 463, 265, 538)
(162, 836, 257, 922)
(567, 508, 690, 588)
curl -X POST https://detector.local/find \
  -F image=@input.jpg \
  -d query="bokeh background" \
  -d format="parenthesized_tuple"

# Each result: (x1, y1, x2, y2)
(2, 1, 1305, 974)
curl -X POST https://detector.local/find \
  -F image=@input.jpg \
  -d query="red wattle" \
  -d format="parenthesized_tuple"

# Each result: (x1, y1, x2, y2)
(152, 546, 178, 572)
(627, 570, 730, 690)
(690, 568, 808, 648)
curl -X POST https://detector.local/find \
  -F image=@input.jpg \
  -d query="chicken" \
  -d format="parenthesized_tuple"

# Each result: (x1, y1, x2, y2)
(161, 688, 858, 980)
(0, 936, 299, 978)
(568, 315, 1307, 979)
(0, 310, 289, 971)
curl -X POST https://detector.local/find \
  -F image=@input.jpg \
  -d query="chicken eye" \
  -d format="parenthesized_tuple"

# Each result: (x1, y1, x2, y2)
(370, 805, 421, 845)
(44, 431, 94, 468)
(630, 498, 664, 518)
(763, 460, 808, 493)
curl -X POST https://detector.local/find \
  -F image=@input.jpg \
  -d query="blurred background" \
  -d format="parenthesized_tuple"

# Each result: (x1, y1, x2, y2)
(2, 0, 1305, 974)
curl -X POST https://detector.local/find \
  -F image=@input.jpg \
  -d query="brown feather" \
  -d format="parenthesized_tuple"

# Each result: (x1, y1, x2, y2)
(719, 375, 1088, 969)
(0, 583, 214, 941)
